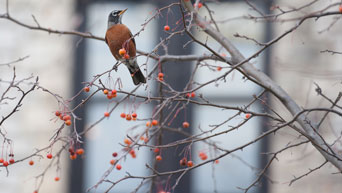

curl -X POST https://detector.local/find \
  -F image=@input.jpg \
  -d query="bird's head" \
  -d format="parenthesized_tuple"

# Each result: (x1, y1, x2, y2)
(108, 9, 127, 27)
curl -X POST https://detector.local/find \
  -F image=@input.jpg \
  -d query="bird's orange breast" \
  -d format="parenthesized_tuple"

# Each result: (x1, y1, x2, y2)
(105, 24, 136, 60)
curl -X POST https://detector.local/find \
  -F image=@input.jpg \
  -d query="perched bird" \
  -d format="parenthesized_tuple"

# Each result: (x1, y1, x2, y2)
(105, 9, 146, 85)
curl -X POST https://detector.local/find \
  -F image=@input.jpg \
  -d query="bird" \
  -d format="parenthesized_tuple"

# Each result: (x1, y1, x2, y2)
(105, 9, 146, 85)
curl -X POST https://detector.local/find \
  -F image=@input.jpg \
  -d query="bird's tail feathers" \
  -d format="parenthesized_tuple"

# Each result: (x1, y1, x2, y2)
(130, 68, 146, 85)
(126, 58, 146, 85)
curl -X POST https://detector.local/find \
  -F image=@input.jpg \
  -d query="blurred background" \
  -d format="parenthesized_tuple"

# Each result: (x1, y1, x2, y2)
(1, 0, 342, 193)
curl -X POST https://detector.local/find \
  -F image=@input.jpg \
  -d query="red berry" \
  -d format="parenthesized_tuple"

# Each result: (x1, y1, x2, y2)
(110, 159, 116, 165)
(126, 114, 132, 121)
(103, 89, 109, 94)
(76, 148, 84, 155)
(186, 93, 191, 98)
(180, 158, 187, 166)
(120, 113, 126, 118)
(245, 113, 251, 119)
(199, 151, 208, 160)
(47, 153, 53, 159)
(146, 121, 151, 127)
(29, 160, 34, 166)
(116, 164, 122, 170)
(63, 115, 71, 121)
(190, 92, 195, 98)
(130, 150, 136, 158)
(217, 66, 222, 71)
(112, 152, 118, 157)
(153, 148, 160, 153)
(156, 155, 162, 161)
(144, 138, 149, 143)
(124, 138, 132, 145)
(111, 89, 117, 95)
(187, 160, 193, 167)
(68, 147, 74, 154)
(65, 120, 72, 126)
(9, 158, 14, 164)
(107, 93, 113, 99)
(119, 48, 126, 56)
(70, 153, 77, 160)
(339, 5, 342, 13)
(0, 158, 3, 163)
(158, 72, 164, 78)
(182, 121, 190, 128)
(54, 177, 60, 181)
(131, 112, 137, 118)
(215, 159, 219, 164)
(124, 54, 130, 59)
(83, 87, 90, 92)
(194, 2, 203, 8)
(3, 161, 9, 167)
(164, 25, 170, 31)
(55, 111, 61, 117)
(151, 119, 158, 126)
(158, 72, 164, 81)
(104, 112, 110, 117)
(200, 154, 208, 160)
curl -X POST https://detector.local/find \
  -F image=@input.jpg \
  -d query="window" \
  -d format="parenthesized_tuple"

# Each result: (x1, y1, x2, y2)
(71, 1, 271, 192)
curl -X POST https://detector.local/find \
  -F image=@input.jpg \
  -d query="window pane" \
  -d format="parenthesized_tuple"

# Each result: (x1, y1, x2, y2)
(191, 2, 265, 192)
(84, 2, 157, 192)
(84, 101, 152, 193)
(192, 103, 261, 193)
(193, 2, 265, 98)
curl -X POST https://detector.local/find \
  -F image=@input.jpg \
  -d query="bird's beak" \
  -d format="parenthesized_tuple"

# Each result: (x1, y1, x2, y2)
(119, 8, 127, 15)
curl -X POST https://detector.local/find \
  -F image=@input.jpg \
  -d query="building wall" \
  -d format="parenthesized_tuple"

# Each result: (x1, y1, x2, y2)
(0, 0, 75, 192)
(270, 0, 342, 192)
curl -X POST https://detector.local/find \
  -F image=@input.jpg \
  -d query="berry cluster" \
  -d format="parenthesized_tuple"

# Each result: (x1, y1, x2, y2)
(55, 111, 72, 126)
(0, 154, 15, 167)
(120, 112, 138, 121)
(179, 157, 194, 167)
(103, 89, 117, 100)
(146, 119, 158, 127)
(185, 92, 196, 98)
(119, 48, 130, 59)
(68, 147, 84, 160)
